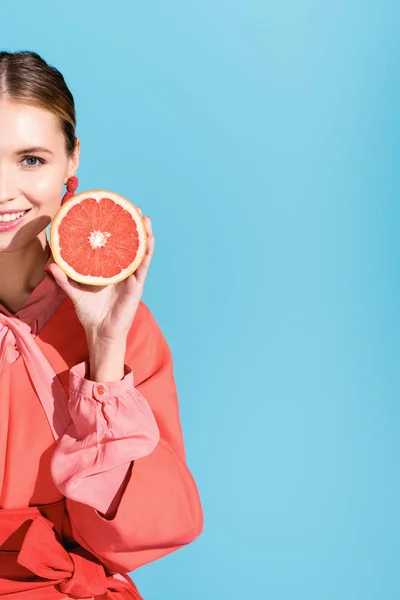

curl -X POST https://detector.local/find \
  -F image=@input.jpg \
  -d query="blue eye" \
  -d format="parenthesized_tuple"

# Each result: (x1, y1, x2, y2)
(20, 155, 46, 168)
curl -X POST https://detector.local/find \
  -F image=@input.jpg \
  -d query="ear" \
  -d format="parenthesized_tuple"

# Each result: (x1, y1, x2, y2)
(66, 138, 81, 180)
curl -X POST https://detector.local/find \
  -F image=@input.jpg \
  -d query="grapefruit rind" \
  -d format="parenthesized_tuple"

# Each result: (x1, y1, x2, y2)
(50, 190, 148, 286)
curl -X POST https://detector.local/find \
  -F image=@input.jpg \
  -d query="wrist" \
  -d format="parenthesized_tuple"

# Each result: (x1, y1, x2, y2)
(86, 333, 127, 383)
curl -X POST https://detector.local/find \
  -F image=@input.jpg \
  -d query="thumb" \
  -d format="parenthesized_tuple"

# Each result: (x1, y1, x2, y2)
(45, 260, 73, 293)
(45, 259, 92, 303)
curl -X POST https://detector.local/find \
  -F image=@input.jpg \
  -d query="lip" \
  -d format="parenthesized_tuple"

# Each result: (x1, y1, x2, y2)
(0, 209, 31, 232)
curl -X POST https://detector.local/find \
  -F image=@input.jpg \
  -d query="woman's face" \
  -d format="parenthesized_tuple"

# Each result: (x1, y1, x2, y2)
(0, 99, 79, 252)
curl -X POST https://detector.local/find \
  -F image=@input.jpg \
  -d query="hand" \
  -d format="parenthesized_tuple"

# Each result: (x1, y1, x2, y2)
(46, 209, 154, 345)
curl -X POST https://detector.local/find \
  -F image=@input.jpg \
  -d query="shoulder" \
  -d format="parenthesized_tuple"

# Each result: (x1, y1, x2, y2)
(130, 300, 164, 337)
(126, 301, 172, 380)
(128, 299, 166, 345)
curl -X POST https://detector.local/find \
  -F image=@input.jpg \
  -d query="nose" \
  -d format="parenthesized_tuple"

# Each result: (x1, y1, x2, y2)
(0, 164, 19, 204)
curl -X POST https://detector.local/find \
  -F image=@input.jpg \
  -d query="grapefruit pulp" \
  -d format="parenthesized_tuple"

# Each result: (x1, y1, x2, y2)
(49, 190, 148, 286)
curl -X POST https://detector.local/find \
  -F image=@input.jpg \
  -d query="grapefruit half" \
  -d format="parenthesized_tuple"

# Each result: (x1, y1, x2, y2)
(50, 190, 148, 286)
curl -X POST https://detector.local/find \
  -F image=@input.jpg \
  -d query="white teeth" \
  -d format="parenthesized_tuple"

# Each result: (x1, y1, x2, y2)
(0, 211, 27, 223)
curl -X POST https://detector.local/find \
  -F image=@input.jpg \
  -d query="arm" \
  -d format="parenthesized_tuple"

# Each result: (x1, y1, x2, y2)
(51, 301, 203, 573)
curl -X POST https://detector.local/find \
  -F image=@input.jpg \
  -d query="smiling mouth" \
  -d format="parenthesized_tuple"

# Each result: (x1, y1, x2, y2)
(0, 208, 32, 217)
(0, 209, 32, 227)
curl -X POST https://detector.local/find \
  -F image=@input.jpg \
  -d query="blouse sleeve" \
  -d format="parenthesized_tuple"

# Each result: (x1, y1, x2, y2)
(50, 302, 203, 573)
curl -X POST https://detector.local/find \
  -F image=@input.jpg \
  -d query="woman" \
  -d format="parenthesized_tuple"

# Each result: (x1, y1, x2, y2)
(0, 51, 203, 599)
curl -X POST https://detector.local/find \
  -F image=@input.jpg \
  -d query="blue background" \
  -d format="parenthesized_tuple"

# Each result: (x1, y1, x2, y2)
(1, 1, 400, 598)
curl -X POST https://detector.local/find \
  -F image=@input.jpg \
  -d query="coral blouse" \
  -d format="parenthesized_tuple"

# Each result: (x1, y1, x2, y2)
(0, 256, 203, 599)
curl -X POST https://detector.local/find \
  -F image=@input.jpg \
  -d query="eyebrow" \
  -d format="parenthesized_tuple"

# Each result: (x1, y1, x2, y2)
(15, 147, 54, 155)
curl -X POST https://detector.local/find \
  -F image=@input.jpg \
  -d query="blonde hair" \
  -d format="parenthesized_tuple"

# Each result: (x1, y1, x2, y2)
(0, 50, 77, 155)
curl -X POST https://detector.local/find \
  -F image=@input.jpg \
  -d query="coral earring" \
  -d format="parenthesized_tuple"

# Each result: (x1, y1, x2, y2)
(61, 176, 79, 205)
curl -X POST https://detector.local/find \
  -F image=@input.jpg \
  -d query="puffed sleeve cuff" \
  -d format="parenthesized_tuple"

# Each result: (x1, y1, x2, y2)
(50, 360, 160, 514)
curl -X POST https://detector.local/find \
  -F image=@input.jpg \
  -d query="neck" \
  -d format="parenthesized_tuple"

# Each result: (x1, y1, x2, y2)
(0, 234, 51, 314)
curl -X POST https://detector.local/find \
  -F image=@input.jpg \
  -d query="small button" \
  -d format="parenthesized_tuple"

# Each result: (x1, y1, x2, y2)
(93, 383, 109, 401)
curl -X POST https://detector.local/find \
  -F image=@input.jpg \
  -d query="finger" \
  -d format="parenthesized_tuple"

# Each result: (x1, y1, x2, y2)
(135, 234, 155, 287)
(136, 206, 142, 216)
(141, 233, 155, 273)
(143, 215, 152, 236)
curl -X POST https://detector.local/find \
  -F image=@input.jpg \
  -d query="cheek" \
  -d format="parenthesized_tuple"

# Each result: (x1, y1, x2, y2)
(24, 166, 66, 202)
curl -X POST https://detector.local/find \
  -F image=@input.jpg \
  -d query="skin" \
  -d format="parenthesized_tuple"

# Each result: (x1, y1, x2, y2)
(0, 98, 155, 382)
